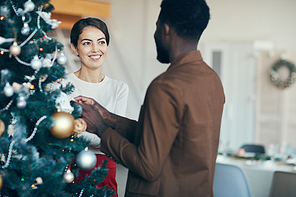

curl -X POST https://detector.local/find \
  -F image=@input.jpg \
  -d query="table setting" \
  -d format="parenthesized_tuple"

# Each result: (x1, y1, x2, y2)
(216, 143, 296, 197)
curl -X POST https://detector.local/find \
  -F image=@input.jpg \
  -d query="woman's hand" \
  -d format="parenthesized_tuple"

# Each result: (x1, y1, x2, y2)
(74, 95, 97, 105)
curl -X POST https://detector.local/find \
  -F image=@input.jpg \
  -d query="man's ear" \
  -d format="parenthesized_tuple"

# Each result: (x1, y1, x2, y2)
(163, 23, 170, 36)
(71, 43, 79, 56)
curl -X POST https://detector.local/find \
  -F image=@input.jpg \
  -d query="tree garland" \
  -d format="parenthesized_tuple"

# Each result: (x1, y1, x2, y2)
(270, 59, 296, 89)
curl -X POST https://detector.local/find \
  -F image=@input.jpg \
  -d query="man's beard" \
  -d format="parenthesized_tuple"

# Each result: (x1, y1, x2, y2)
(155, 36, 170, 64)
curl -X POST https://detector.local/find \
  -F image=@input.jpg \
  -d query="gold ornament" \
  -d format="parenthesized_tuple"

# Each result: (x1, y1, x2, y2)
(50, 112, 74, 139)
(0, 174, 2, 190)
(0, 120, 5, 137)
(73, 118, 87, 134)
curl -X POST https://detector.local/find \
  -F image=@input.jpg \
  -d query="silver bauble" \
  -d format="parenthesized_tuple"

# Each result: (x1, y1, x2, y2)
(76, 149, 97, 171)
(21, 23, 30, 35)
(31, 55, 42, 70)
(63, 169, 74, 183)
(57, 53, 67, 65)
(4, 82, 14, 97)
(10, 42, 21, 56)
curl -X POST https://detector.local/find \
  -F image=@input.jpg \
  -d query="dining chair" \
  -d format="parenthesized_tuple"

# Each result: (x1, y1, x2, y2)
(289, 147, 296, 156)
(269, 171, 296, 197)
(241, 144, 265, 154)
(213, 163, 252, 197)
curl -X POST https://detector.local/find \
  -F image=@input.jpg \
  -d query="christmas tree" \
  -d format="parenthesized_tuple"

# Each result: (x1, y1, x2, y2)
(0, 0, 111, 196)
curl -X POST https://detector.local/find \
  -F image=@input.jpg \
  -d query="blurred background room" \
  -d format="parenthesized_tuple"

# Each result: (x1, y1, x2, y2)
(49, 0, 296, 196)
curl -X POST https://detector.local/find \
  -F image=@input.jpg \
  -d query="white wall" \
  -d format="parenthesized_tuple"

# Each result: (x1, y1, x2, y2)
(103, 0, 165, 119)
(102, 0, 296, 121)
(203, 0, 296, 50)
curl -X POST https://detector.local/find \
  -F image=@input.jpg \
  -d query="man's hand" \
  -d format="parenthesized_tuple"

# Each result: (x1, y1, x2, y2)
(74, 96, 117, 129)
(78, 103, 110, 137)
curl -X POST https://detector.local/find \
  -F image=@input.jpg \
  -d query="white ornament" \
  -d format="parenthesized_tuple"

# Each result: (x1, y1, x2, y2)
(42, 54, 52, 67)
(55, 92, 74, 113)
(36, 11, 61, 29)
(63, 169, 74, 183)
(0, 37, 14, 45)
(24, 75, 35, 82)
(4, 82, 14, 97)
(31, 55, 42, 70)
(57, 53, 67, 65)
(35, 177, 43, 185)
(23, 0, 35, 13)
(10, 42, 21, 56)
(76, 148, 97, 171)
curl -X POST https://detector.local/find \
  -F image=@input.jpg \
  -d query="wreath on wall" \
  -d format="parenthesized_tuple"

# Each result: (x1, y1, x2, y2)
(270, 59, 296, 89)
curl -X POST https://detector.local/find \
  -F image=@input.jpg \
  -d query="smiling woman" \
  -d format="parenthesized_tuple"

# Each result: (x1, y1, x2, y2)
(63, 17, 129, 197)
(71, 26, 107, 82)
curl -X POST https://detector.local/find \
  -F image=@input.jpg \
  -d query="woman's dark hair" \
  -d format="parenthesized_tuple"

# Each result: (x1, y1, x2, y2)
(70, 17, 110, 48)
(159, 0, 210, 41)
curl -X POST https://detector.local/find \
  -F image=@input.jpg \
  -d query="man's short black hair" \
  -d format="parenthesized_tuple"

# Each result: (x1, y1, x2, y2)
(159, 0, 210, 41)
